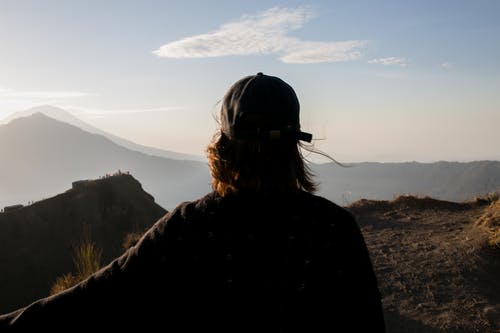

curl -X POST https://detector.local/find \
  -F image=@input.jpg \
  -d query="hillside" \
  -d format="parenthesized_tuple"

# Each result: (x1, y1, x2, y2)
(1, 174, 498, 331)
(349, 195, 500, 332)
(0, 173, 167, 313)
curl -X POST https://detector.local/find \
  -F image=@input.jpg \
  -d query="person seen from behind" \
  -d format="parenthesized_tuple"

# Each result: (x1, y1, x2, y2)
(0, 72, 386, 332)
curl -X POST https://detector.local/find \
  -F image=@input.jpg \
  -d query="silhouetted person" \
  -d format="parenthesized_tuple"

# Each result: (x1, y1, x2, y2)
(0, 73, 385, 332)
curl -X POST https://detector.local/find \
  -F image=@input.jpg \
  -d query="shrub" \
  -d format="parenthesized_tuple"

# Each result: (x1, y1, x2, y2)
(50, 240, 102, 295)
(122, 231, 144, 250)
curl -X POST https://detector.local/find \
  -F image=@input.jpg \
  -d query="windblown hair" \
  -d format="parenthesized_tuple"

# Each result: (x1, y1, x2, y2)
(206, 131, 317, 196)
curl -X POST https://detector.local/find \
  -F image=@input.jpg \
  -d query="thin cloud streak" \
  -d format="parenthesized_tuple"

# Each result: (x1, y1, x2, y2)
(66, 106, 186, 118)
(0, 87, 95, 117)
(368, 57, 409, 67)
(154, 7, 365, 64)
(280, 40, 364, 64)
(0, 88, 94, 99)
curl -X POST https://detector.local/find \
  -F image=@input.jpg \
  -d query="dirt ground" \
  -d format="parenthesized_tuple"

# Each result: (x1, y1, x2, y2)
(349, 196, 500, 333)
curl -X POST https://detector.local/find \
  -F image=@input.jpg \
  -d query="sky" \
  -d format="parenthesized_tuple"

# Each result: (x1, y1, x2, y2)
(0, 0, 499, 163)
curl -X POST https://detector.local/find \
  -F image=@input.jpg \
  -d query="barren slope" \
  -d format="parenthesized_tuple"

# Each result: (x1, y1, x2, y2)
(349, 196, 500, 332)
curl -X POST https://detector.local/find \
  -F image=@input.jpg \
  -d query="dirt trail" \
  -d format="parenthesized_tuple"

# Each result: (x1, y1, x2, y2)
(349, 196, 500, 333)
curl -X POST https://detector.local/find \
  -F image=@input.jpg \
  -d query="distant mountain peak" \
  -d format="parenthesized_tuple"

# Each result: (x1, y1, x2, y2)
(2, 105, 77, 125)
(1, 105, 205, 162)
(5, 110, 75, 128)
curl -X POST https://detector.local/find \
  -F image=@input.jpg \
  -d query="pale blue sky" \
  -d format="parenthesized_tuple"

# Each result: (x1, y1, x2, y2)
(0, 0, 499, 162)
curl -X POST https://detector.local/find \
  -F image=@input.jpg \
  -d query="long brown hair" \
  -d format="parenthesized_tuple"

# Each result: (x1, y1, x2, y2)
(206, 130, 317, 197)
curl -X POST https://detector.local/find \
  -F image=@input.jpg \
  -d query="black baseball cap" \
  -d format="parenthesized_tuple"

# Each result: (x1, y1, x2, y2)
(220, 72, 312, 143)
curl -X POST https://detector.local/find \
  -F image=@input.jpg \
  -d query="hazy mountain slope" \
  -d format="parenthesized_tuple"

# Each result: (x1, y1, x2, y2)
(1, 112, 499, 209)
(313, 161, 500, 204)
(1, 105, 204, 161)
(0, 113, 211, 209)
(0, 174, 167, 313)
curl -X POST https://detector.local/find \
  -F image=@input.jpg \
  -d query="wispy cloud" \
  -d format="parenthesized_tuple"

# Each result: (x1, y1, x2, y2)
(368, 57, 409, 67)
(0, 87, 95, 115)
(0, 88, 94, 99)
(66, 105, 185, 119)
(440, 62, 453, 70)
(154, 7, 365, 64)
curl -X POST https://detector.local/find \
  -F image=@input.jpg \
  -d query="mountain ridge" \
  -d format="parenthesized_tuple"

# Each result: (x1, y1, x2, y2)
(0, 111, 499, 209)
(314, 160, 500, 204)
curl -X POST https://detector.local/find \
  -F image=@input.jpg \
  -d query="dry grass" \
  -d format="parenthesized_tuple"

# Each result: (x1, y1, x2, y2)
(475, 194, 500, 247)
(72, 241, 102, 276)
(50, 229, 145, 295)
(122, 232, 143, 250)
(50, 273, 81, 295)
(50, 240, 102, 295)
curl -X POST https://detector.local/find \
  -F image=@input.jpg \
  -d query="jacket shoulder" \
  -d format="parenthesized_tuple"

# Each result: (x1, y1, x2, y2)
(145, 192, 220, 240)
(300, 191, 355, 221)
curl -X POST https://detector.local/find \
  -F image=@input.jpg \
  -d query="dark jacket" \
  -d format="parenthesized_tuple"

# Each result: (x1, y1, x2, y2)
(0, 190, 385, 332)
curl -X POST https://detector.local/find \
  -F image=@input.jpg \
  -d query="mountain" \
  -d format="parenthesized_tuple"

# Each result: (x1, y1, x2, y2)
(0, 112, 211, 209)
(1, 112, 499, 209)
(0, 173, 167, 313)
(313, 161, 500, 204)
(1, 105, 204, 161)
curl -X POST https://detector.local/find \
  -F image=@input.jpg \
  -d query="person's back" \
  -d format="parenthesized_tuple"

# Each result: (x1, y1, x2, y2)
(0, 73, 385, 332)
(169, 190, 385, 332)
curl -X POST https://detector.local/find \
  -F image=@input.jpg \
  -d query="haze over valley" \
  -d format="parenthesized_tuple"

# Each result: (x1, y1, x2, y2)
(1, 107, 499, 211)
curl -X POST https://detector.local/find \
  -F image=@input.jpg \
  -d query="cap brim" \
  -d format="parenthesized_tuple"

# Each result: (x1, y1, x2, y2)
(297, 131, 312, 143)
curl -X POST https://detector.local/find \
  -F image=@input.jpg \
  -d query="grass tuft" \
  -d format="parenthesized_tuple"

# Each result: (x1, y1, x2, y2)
(475, 193, 500, 247)
(50, 240, 102, 295)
